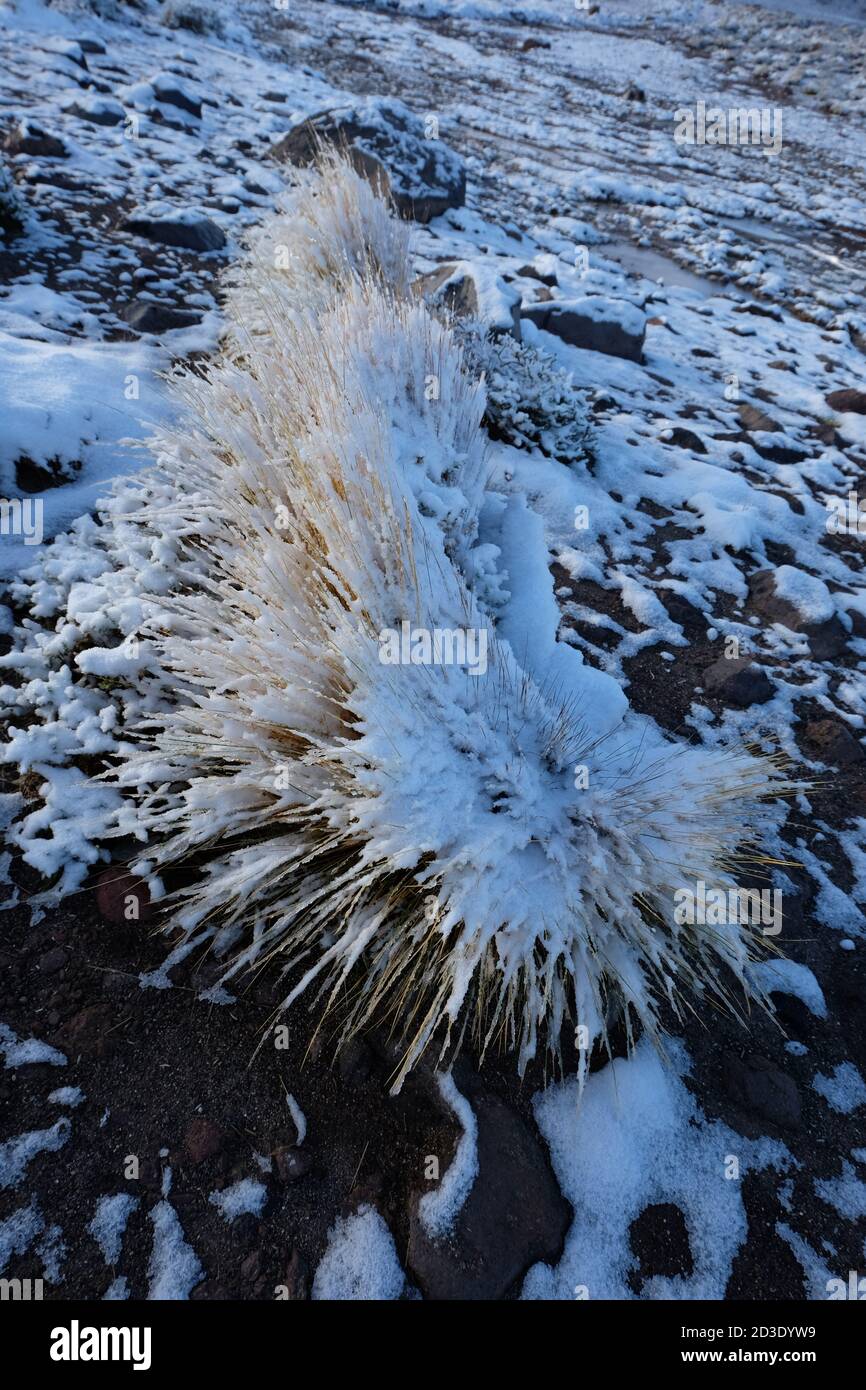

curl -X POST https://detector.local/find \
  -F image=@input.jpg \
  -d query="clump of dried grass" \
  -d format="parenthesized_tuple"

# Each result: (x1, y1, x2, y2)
(113, 156, 797, 1089)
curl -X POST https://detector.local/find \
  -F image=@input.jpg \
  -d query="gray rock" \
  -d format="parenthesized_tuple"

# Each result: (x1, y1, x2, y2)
(723, 1053, 801, 1129)
(270, 96, 466, 224)
(748, 570, 848, 660)
(516, 261, 557, 287)
(4, 120, 68, 159)
(799, 718, 864, 768)
(751, 435, 810, 465)
(150, 74, 202, 119)
(65, 97, 126, 127)
(122, 210, 226, 252)
(522, 296, 646, 362)
(119, 300, 202, 333)
(413, 260, 521, 339)
(702, 656, 774, 707)
(406, 1076, 570, 1300)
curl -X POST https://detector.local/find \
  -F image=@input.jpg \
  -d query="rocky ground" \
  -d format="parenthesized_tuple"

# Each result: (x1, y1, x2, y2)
(1, 0, 865, 1300)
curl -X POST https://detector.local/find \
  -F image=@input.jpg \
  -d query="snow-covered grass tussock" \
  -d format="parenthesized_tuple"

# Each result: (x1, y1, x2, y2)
(225, 147, 411, 331)
(8, 158, 795, 1085)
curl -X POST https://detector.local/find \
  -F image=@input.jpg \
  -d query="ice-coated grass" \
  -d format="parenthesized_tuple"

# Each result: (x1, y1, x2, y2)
(105, 157, 796, 1089)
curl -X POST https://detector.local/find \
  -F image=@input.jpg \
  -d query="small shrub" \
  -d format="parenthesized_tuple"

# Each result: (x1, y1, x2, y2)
(458, 322, 594, 466)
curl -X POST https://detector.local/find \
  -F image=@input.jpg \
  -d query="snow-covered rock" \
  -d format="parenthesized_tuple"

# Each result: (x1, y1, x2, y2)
(271, 96, 466, 223)
(522, 295, 646, 362)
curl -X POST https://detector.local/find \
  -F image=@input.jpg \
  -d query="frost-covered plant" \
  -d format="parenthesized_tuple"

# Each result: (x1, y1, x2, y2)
(104, 159, 794, 1089)
(0, 156, 24, 241)
(225, 147, 411, 329)
(457, 321, 594, 466)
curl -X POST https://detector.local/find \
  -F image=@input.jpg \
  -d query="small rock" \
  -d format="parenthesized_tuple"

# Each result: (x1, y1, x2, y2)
(658, 425, 707, 454)
(38, 37, 88, 69)
(521, 296, 645, 362)
(338, 1038, 374, 1086)
(702, 656, 774, 707)
(149, 74, 202, 119)
(799, 718, 864, 768)
(515, 261, 558, 287)
(183, 1116, 227, 1165)
(4, 120, 67, 159)
(58, 1004, 114, 1055)
(191, 1280, 230, 1300)
(271, 1145, 312, 1182)
(38, 946, 69, 976)
(231, 1214, 260, 1249)
(122, 210, 226, 253)
(14, 454, 79, 492)
(240, 1249, 262, 1284)
(748, 570, 848, 660)
(769, 991, 814, 1041)
(119, 300, 202, 333)
(65, 97, 126, 127)
(737, 401, 781, 434)
(723, 1053, 801, 1129)
(95, 868, 153, 925)
(848, 609, 866, 640)
(826, 388, 866, 415)
(661, 591, 706, 637)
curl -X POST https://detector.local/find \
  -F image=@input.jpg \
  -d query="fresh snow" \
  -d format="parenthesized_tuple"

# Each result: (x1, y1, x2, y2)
(418, 1071, 479, 1239)
(47, 1086, 84, 1107)
(312, 1205, 406, 1301)
(746, 959, 828, 1020)
(88, 1193, 139, 1266)
(286, 1093, 307, 1147)
(813, 1062, 866, 1114)
(146, 1200, 204, 1300)
(208, 1179, 267, 1223)
(0, 1118, 71, 1190)
(0, 1022, 67, 1068)
(523, 1040, 793, 1300)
